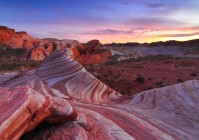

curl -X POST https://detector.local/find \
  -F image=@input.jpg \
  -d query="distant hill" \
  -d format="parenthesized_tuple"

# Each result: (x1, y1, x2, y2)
(104, 39, 199, 48)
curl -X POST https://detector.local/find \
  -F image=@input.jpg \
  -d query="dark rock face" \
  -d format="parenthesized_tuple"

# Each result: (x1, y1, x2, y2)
(104, 39, 199, 48)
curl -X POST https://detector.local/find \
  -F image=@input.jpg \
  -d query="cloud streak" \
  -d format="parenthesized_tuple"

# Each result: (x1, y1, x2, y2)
(0, 0, 199, 43)
(156, 32, 199, 37)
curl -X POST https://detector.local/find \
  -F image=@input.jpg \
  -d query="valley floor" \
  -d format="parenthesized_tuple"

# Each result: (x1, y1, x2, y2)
(85, 57, 199, 95)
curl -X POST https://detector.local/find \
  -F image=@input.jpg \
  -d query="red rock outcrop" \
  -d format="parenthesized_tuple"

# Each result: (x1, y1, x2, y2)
(76, 49, 112, 64)
(0, 26, 112, 64)
(0, 26, 16, 43)
(84, 39, 101, 53)
(0, 26, 36, 49)
(0, 85, 77, 140)
(1, 48, 199, 140)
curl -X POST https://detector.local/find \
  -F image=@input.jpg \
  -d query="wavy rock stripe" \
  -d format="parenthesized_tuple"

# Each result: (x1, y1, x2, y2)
(0, 49, 199, 140)
(0, 86, 52, 140)
(0, 85, 77, 140)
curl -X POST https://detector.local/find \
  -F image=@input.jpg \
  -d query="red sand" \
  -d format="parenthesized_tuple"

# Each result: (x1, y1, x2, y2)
(85, 58, 199, 95)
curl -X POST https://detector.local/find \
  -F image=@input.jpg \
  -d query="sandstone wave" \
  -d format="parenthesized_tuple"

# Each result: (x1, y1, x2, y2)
(0, 48, 199, 140)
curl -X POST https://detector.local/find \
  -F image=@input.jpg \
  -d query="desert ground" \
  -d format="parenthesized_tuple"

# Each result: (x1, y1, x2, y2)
(85, 57, 199, 95)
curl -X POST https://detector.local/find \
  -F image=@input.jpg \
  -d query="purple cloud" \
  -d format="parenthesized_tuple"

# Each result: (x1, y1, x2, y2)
(82, 28, 157, 35)
(126, 17, 185, 27)
(156, 32, 199, 37)
(147, 3, 165, 8)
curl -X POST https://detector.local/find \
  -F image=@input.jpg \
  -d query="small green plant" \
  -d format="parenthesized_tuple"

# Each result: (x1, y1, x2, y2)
(190, 72, 197, 77)
(148, 77, 153, 80)
(177, 79, 183, 82)
(155, 81, 165, 87)
(146, 86, 154, 90)
(135, 75, 145, 84)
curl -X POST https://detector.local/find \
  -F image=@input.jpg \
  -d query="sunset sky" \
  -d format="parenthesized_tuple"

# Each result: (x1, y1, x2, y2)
(0, 0, 199, 43)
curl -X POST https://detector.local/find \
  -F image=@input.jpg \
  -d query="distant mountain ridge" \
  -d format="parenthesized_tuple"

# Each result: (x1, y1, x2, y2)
(104, 39, 199, 48)
(103, 39, 199, 61)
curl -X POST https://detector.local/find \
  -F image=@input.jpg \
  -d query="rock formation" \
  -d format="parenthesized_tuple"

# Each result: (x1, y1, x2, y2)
(83, 39, 101, 53)
(0, 26, 16, 43)
(0, 26, 36, 49)
(0, 26, 111, 64)
(0, 48, 199, 140)
(0, 85, 77, 140)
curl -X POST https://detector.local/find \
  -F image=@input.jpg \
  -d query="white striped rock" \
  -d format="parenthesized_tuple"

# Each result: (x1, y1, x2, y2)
(1, 48, 199, 140)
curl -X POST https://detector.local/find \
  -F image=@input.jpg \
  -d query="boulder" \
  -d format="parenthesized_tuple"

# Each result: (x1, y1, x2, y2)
(0, 85, 77, 140)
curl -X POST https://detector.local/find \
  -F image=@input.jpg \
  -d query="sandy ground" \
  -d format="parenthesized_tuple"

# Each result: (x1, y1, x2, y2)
(0, 71, 19, 85)
(85, 58, 199, 95)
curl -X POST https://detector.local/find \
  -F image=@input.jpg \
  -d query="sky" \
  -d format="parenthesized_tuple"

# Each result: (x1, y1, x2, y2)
(0, 0, 199, 43)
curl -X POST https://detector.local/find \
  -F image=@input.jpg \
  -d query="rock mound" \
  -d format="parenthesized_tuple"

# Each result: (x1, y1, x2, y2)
(0, 26, 16, 42)
(0, 49, 199, 140)
(0, 26, 111, 63)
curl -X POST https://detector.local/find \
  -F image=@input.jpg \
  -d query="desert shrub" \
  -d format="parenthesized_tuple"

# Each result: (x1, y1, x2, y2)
(0, 43, 42, 71)
(190, 72, 197, 77)
(146, 86, 154, 90)
(177, 79, 183, 82)
(148, 77, 153, 80)
(89, 67, 94, 72)
(135, 75, 145, 84)
(0, 44, 26, 57)
(132, 65, 143, 68)
(155, 81, 165, 87)
(105, 55, 119, 65)
(0, 59, 41, 71)
(26, 60, 41, 67)
(126, 55, 176, 62)
(0, 44, 13, 55)
(12, 48, 26, 56)
(107, 80, 114, 85)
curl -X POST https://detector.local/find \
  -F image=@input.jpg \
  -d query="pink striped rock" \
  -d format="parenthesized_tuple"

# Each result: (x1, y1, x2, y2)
(1, 48, 199, 140)
(0, 85, 52, 140)
(0, 85, 77, 140)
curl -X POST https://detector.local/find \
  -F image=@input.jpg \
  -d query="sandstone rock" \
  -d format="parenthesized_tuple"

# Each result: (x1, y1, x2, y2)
(16, 31, 27, 36)
(0, 81, 78, 139)
(1, 49, 199, 140)
(0, 85, 52, 140)
(76, 49, 112, 64)
(30, 48, 46, 60)
(0, 26, 15, 43)
(1, 26, 199, 139)
(0, 26, 110, 64)
(45, 97, 78, 124)
(20, 78, 199, 140)
(84, 39, 101, 53)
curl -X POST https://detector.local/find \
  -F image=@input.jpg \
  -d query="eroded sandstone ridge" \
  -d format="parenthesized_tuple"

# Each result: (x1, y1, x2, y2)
(0, 85, 77, 140)
(0, 26, 111, 64)
(0, 48, 199, 140)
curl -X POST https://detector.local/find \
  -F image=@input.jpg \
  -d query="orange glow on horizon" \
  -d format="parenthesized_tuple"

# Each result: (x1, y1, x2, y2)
(79, 26, 199, 44)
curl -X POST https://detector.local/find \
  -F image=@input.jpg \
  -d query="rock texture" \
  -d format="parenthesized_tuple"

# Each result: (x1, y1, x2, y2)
(0, 85, 77, 140)
(0, 26, 35, 49)
(85, 58, 199, 95)
(0, 48, 199, 140)
(0, 26, 16, 43)
(104, 39, 199, 60)
(0, 26, 111, 63)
